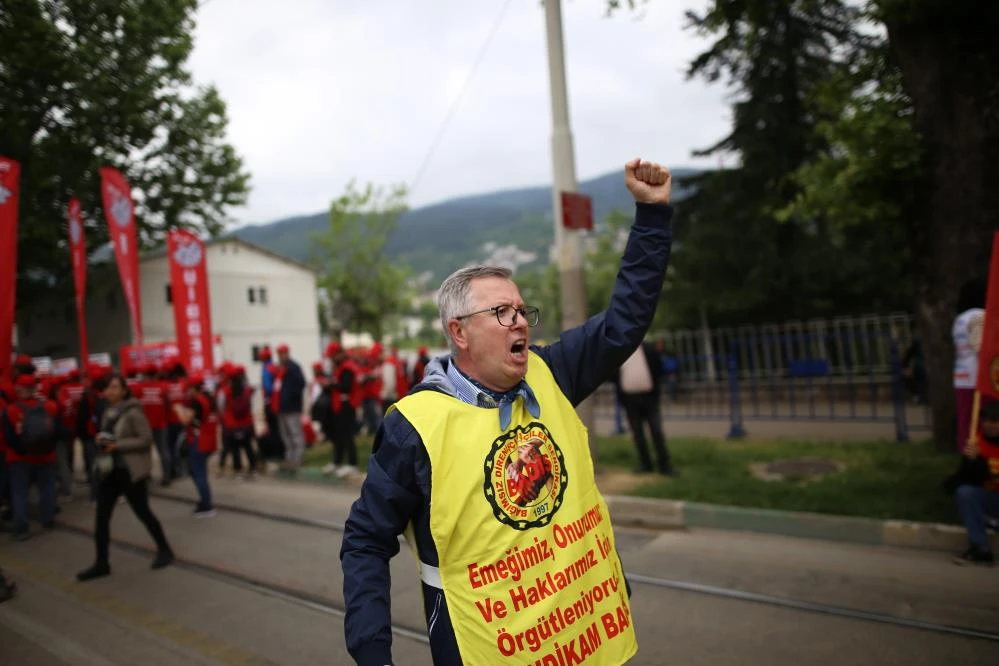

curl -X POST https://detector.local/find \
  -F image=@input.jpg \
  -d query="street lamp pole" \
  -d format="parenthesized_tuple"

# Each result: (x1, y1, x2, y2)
(543, 0, 596, 452)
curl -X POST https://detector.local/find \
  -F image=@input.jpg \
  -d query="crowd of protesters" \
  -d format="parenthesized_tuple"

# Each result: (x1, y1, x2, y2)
(0, 341, 433, 543)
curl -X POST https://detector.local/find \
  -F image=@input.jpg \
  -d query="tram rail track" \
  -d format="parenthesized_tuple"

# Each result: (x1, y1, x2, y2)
(113, 490, 999, 644)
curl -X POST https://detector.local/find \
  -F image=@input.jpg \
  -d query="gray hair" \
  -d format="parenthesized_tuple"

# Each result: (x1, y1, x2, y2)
(437, 265, 513, 354)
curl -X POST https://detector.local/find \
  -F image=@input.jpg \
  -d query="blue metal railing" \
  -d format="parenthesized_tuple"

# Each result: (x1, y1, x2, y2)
(603, 314, 933, 441)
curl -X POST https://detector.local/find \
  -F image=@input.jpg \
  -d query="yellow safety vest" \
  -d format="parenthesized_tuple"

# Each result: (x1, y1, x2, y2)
(395, 352, 638, 665)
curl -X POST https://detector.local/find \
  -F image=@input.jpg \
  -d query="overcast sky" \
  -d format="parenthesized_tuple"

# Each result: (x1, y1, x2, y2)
(188, 0, 732, 225)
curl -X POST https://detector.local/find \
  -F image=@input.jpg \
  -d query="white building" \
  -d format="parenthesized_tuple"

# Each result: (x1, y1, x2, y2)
(20, 237, 323, 374)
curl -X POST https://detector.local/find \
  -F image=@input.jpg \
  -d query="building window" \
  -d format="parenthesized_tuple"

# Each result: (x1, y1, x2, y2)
(258, 286, 268, 304)
(165, 284, 173, 304)
(247, 287, 256, 304)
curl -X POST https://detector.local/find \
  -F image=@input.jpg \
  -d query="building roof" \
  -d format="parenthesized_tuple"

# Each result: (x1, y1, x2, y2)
(90, 235, 317, 276)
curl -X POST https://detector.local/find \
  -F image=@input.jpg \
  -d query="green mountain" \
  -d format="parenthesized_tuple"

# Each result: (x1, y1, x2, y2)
(233, 167, 700, 283)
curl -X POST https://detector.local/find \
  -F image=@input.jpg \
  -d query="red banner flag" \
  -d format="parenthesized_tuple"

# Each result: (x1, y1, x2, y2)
(167, 230, 214, 374)
(976, 232, 999, 401)
(68, 197, 89, 368)
(0, 156, 20, 379)
(99, 166, 143, 346)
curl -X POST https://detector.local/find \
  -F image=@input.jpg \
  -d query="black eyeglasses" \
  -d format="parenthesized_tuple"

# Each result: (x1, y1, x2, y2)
(456, 304, 540, 328)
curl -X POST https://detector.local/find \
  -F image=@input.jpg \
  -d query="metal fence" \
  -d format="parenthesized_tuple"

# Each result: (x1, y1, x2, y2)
(594, 312, 933, 441)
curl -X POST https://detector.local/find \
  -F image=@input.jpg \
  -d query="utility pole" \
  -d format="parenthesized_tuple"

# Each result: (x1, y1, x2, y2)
(543, 0, 596, 455)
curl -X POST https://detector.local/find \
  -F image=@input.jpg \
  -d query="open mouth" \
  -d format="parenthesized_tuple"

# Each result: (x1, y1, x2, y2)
(510, 340, 527, 355)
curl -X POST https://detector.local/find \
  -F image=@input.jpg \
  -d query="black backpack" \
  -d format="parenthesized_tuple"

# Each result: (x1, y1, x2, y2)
(19, 402, 57, 456)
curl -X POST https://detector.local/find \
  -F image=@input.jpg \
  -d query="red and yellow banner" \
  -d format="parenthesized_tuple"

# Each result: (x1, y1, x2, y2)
(68, 197, 89, 368)
(977, 232, 999, 401)
(0, 156, 21, 379)
(99, 166, 143, 345)
(167, 229, 214, 374)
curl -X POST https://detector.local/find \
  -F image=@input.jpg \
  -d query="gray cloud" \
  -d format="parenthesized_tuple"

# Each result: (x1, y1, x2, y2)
(188, 0, 730, 224)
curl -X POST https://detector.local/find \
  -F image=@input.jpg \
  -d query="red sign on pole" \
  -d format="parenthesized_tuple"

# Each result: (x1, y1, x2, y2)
(68, 198, 89, 368)
(561, 191, 593, 230)
(99, 167, 143, 346)
(167, 230, 214, 374)
(0, 156, 20, 380)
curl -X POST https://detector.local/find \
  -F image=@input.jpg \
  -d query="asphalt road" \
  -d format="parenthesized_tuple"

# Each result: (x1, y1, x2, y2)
(1, 475, 996, 665)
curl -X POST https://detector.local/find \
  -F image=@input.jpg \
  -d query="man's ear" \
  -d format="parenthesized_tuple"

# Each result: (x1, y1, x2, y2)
(448, 319, 469, 352)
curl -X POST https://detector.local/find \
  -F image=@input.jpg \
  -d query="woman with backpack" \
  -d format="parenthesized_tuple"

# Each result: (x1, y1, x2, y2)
(220, 366, 257, 480)
(76, 374, 173, 581)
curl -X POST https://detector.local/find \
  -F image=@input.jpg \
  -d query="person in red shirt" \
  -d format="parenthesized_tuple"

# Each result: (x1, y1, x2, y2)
(162, 360, 188, 481)
(360, 346, 384, 436)
(1, 373, 59, 540)
(54, 370, 83, 500)
(135, 363, 170, 486)
(322, 343, 362, 478)
(220, 365, 257, 479)
(173, 374, 217, 516)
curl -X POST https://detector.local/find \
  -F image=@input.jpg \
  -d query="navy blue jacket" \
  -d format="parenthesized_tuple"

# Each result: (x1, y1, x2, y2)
(278, 360, 306, 413)
(340, 203, 673, 666)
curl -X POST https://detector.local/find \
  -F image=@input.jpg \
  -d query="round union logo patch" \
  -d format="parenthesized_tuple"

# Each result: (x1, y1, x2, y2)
(483, 422, 568, 530)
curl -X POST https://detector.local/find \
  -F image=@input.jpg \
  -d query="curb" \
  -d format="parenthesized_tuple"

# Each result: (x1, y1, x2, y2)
(605, 494, 997, 553)
(282, 464, 987, 554)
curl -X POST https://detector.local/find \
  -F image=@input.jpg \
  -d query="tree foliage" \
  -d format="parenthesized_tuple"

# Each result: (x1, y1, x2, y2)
(665, 0, 902, 327)
(313, 182, 411, 340)
(0, 0, 249, 304)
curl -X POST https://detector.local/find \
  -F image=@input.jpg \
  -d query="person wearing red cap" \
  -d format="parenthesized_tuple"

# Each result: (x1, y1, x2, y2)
(321, 343, 363, 478)
(162, 359, 189, 481)
(358, 346, 384, 436)
(55, 369, 85, 501)
(134, 363, 171, 486)
(219, 365, 258, 479)
(257, 346, 284, 463)
(173, 374, 217, 516)
(1, 373, 59, 540)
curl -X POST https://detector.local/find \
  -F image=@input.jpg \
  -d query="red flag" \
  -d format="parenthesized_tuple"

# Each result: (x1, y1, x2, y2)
(68, 197, 89, 368)
(0, 156, 20, 379)
(977, 232, 999, 401)
(99, 167, 143, 345)
(167, 230, 214, 373)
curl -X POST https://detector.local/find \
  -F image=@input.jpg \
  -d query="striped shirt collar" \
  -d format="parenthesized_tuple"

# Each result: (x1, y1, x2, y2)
(446, 358, 541, 430)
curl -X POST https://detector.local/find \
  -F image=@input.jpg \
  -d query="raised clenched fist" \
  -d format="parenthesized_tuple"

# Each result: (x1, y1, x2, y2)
(624, 158, 671, 205)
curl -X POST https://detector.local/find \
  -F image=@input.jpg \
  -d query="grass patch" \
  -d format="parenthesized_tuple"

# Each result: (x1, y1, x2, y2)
(301, 432, 961, 525)
(302, 436, 375, 471)
(595, 435, 961, 524)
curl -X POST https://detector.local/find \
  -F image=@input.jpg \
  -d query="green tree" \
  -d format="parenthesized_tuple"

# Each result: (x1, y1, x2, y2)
(313, 182, 411, 340)
(0, 0, 250, 305)
(671, 0, 877, 327)
(786, 1, 999, 447)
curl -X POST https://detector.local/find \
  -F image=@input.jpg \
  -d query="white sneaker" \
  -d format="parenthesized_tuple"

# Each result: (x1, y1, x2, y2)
(335, 465, 358, 478)
(321, 463, 337, 476)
